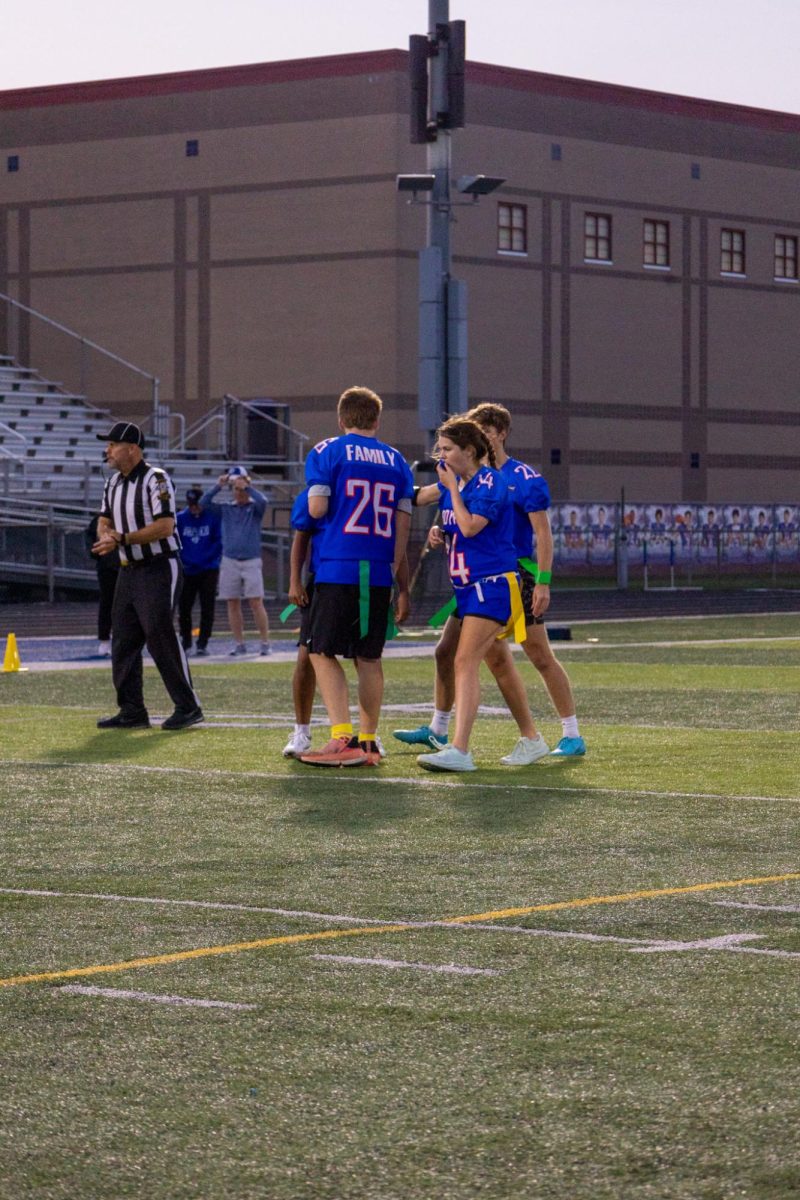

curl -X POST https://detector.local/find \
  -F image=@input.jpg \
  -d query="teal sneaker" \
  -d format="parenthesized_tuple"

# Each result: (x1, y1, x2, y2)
(551, 736, 586, 757)
(417, 746, 476, 772)
(393, 724, 448, 750)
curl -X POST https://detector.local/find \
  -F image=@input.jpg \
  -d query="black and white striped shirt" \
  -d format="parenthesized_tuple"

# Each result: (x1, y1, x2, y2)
(100, 460, 180, 565)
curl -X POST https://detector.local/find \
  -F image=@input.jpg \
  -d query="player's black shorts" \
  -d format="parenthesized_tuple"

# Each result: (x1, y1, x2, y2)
(297, 575, 315, 647)
(307, 582, 392, 659)
(520, 568, 545, 626)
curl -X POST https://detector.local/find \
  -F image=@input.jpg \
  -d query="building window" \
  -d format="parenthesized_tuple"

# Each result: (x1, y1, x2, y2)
(690, 452, 700, 469)
(643, 219, 670, 267)
(551, 143, 562, 161)
(691, 163, 701, 180)
(721, 228, 745, 275)
(185, 139, 199, 157)
(774, 234, 798, 280)
(7, 155, 19, 173)
(585, 213, 612, 261)
(498, 203, 527, 254)
(550, 448, 561, 466)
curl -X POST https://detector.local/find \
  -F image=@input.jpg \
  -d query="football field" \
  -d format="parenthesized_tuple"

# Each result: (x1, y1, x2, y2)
(1, 612, 799, 1199)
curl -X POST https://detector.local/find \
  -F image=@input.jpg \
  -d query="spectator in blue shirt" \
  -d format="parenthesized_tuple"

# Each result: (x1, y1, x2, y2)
(200, 468, 272, 656)
(177, 487, 222, 656)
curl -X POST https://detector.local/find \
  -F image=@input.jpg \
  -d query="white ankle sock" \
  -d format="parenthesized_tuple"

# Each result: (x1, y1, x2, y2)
(295, 724, 310, 737)
(430, 709, 452, 736)
(561, 715, 580, 738)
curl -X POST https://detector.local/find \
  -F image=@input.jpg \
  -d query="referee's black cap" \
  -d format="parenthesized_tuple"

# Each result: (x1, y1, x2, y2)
(96, 421, 145, 449)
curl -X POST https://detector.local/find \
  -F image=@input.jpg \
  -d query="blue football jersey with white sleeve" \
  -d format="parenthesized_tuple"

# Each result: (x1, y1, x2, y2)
(500, 457, 551, 559)
(438, 466, 517, 587)
(290, 488, 323, 576)
(305, 434, 415, 585)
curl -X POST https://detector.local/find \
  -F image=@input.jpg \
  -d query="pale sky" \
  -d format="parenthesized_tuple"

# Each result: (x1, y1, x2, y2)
(4, 0, 800, 116)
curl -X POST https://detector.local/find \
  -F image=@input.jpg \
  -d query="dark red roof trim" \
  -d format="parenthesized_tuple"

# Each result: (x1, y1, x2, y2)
(1, 46, 798, 134)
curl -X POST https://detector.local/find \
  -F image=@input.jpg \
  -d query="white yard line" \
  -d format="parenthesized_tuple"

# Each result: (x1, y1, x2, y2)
(312, 954, 501, 976)
(7, 759, 797, 808)
(629, 933, 764, 953)
(58, 984, 256, 1010)
(712, 900, 800, 914)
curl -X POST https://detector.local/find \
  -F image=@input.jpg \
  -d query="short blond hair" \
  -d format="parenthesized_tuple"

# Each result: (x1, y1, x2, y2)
(338, 386, 382, 431)
(468, 402, 511, 437)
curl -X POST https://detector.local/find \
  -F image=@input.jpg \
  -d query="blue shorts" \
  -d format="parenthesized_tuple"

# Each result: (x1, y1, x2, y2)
(454, 574, 516, 626)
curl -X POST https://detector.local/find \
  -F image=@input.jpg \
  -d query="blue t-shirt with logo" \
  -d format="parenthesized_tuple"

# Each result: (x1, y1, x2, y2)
(438, 466, 517, 588)
(290, 488, 323, 577)
(305, 433, 415, 585)
(177, 505, 223, 575)
(500, 457, 551, 560)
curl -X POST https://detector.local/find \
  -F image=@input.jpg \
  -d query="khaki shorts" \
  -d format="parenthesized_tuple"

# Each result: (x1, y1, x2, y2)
(218, 556, 264, 600)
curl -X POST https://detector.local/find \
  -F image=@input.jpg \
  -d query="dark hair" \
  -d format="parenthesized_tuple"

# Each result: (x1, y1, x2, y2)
(468, 402, 511, 437)
(435, 417, 496, 468)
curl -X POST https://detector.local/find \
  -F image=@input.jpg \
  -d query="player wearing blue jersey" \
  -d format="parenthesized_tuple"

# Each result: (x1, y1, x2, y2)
(413, 417, 547, 772)
(281, 488, 322, 759)
(298, 387, 413, 767)
(395, 402, 584, 760)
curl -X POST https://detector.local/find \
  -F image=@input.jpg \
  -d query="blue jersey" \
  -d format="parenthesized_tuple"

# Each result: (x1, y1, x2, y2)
(290, 488, 323, 576)
(176, 505, 222, 575)
(438, 466, 517, 587)
(500, 457, 551, 560)
(305, 433, 415, 585)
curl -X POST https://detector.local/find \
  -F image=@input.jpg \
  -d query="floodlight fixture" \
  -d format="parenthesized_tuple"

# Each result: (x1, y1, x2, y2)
(456, 174, 506, 196)
(396, 173, 436, 194)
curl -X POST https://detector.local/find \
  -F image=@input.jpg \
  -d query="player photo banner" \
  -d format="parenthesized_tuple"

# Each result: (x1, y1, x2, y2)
(556, 504, 590, 564)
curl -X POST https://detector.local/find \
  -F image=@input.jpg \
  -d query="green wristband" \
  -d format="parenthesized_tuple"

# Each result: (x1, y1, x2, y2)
(537, 569, 552, 585)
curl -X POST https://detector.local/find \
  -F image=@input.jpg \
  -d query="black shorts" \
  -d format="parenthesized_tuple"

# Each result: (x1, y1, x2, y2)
(307, 582, 392, 659)
(297, 576, 315, 647)
(520, 568, 545, 626)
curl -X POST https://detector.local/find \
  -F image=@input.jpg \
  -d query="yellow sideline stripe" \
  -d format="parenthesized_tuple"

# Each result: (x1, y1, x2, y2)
(1, 871, 798, 990)
(444, 872, 800, 924)
(0, 925, 410, 989)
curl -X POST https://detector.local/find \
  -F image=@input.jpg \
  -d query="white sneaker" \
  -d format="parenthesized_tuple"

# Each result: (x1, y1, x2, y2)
(418, 746, 476, 772)
(282, 730, 313, 758)
(500, 734, 550, 766)
(376, 735, 387, 759)
(97, 641, 111, 657)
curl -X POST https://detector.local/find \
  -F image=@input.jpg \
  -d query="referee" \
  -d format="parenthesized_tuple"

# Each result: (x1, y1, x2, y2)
(93, 421, 203, 730)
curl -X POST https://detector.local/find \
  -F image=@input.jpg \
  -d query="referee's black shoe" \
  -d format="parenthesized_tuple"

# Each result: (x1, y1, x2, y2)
(97, 710, 150, 729)
(161, 706, 204, 731)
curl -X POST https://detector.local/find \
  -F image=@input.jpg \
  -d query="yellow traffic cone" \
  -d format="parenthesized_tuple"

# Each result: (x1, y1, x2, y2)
(2, 633, 27, 673)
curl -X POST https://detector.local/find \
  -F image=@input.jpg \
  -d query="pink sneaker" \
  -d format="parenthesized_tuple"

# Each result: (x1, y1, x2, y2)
(299, 735, 367, 767)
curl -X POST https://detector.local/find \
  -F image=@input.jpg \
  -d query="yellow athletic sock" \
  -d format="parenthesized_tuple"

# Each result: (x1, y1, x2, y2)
(332, 722, 353, 741)
(358, 732, 376, 745)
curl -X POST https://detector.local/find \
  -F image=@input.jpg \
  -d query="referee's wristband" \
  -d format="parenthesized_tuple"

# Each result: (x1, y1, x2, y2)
(536, 568, 552, 585)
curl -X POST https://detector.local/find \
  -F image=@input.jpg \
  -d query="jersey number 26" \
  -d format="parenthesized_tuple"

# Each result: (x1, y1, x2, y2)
(343, 479, 396, 538)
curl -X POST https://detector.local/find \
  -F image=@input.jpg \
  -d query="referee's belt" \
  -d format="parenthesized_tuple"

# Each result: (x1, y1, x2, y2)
(119, 553, 176, 568)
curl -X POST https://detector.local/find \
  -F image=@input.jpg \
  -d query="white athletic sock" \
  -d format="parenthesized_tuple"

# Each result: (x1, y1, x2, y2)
(295, 724, 310, 737)
(430, 709, 452, 736)
(561, 715, 580, 738)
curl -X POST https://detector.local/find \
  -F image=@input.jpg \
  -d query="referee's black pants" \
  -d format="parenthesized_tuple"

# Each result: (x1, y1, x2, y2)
(111, 556, 199, 716)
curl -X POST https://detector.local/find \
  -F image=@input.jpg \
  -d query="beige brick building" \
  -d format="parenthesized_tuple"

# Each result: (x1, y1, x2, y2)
(1, 49, 799, 501)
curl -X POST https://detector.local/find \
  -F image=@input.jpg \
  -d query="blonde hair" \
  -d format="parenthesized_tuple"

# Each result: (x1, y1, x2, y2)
(436, 417, 496, 468)
(338, 386, 382, 431)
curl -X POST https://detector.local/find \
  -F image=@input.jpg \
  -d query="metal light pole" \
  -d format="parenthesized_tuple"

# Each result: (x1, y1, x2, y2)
(400, 4, 503, 441)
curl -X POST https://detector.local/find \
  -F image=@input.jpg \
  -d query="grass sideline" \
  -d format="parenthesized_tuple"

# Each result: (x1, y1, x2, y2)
(1, 613, 799, 1199)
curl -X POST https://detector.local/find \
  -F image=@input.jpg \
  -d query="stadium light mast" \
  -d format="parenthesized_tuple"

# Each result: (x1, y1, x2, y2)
(398, 2, 504, 439)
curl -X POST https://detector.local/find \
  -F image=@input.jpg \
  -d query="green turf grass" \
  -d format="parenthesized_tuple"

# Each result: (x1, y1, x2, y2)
(1, 613, 799, 1198)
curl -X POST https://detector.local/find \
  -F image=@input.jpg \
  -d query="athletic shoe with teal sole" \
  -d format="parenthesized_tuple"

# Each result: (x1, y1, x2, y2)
(393, 724, 448, 750)
(550, 736, 586, 757)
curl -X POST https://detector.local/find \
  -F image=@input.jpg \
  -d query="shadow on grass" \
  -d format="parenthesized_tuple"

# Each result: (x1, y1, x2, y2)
(42, 727, 181, 767)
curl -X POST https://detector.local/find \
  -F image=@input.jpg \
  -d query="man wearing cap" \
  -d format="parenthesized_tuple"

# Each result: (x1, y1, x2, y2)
(199, 467, 272, 656)
(93, 421, 203, 730)
(177, 486, 222, 655)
